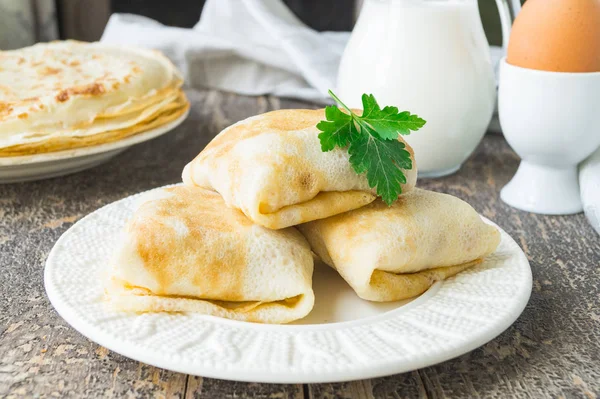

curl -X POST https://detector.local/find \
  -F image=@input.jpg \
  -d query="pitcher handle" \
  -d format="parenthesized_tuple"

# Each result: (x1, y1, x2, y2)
(494, 0, 514, 52)
(511, 0, 522, 17)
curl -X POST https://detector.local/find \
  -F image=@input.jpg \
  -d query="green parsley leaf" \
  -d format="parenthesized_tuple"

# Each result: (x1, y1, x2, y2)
(348, 128, 413, 205)
(317, 90, 426, 205)
(360, 94, 426, 139)
(316, 106, 354, 151)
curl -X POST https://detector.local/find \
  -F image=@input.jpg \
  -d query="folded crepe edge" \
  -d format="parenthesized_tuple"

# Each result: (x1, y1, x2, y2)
(341, 223, 501, 302)
(249, 190, 378, 230)
(360, 259, 483, 302)
(104, 277, 315, 325)
(182, 162, 378, 230)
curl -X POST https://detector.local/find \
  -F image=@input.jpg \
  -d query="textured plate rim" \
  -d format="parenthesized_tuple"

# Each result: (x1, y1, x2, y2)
(0, 108, 189, 166)
(44, 186, 533, 384)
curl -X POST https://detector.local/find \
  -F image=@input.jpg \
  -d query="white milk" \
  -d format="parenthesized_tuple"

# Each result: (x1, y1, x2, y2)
(338, 0, 497, 177)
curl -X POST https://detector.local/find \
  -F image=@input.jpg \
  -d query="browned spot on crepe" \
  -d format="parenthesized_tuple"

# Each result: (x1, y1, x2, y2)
(197, 109, 327, 162)
(55, 82, 106, 102)
(297, 171, 318, 192)
(132, 187, 249, 300)
(55, 91, 69, 102)
(0, 102, 13, 117)
(40, 66, 61, 76)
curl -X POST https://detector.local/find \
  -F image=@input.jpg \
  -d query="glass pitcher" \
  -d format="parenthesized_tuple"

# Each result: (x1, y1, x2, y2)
(337, 0, 513, 177)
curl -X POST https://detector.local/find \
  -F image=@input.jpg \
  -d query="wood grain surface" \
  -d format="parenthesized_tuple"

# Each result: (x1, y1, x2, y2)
(57, 0, 111, 42)
(59, 0, 506, 44)
(0, 90, 598, 398)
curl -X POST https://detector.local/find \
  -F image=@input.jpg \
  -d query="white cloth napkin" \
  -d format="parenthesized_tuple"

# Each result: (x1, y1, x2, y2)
(102, 0, 347, 104)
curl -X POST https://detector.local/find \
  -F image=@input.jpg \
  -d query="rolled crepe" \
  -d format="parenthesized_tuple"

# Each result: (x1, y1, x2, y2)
(182, 109, 417, 229)
(106, 186, 315, 324)
(298, 189, 501, 302)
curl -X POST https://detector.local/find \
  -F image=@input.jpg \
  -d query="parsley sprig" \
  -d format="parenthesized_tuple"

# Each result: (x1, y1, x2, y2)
(317, 90, 426, 205)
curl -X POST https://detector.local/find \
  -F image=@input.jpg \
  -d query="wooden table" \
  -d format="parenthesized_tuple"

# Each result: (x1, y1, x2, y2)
(1, 90, 598, 398)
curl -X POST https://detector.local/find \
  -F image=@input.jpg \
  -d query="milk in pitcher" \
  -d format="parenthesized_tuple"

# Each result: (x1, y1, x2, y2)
(338, 0, 504, 177)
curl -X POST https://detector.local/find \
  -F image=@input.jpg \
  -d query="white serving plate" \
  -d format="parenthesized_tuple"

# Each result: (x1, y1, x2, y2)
(44, 186, 532, 384)
(0, 109, 189, 184)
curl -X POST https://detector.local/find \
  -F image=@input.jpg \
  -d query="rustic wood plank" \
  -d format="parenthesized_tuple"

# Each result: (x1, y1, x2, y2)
(111, 0, 355, 31)
(283, 0, 355, 32)
(0, 215, 187, 398)
(308, 380, 375, 399)
(185, 377, 303, 399)
(57, 0, 511, 44)
(307, 373, 428, 399)
(57, 0, 111, 41)
(111, 0, 205, 29)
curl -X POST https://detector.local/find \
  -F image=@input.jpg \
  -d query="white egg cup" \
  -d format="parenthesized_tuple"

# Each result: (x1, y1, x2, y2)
(498, 58, 600, 215)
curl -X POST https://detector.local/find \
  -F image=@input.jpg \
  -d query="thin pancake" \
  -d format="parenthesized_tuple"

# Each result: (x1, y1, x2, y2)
(0, 41, 182, 136)
(182, 109, 417, 229)
(0, 91, 188, 156)
(106, 186, 315, 324)
(1, 90, 182, 147)
(298, 188, 501, 301)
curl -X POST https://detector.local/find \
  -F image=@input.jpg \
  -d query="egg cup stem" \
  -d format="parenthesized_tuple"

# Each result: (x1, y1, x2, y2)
(500, 161, 582, 215)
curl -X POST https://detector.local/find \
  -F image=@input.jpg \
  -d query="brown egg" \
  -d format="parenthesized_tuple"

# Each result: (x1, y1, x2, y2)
(507, 0, 600, 72)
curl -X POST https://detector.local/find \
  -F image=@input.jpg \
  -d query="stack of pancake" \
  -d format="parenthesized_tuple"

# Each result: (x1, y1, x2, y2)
(0, 41, 188, 157)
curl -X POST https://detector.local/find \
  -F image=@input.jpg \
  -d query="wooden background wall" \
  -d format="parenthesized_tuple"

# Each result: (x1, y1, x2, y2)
(57, 0, 509, 46)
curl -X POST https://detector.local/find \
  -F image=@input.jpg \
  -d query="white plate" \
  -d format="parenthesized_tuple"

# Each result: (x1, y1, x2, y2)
(45, 186, 532, 384)
(0, 109, 189, 184)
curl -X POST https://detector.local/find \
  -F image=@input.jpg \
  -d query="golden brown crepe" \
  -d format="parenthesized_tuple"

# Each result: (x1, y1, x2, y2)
(298, 188, 501, 302)
(0, 40, 188, 156)
(106, 186, 315, 324)
(182, 109, 417, 229)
